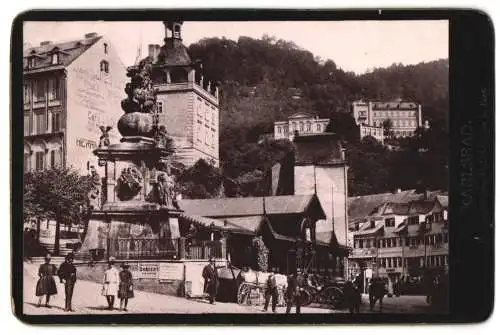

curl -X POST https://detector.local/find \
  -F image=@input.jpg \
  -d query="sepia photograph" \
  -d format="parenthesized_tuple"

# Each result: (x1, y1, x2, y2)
(19, 17, 450, 318)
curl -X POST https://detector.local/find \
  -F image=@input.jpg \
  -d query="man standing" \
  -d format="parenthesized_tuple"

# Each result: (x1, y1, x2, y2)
(202, 257, 219, 304)
(102, 257, 119, 310)
(263, 272, 278, 313)
(285, 271, 303, 314)
(57, 253, 77, 312)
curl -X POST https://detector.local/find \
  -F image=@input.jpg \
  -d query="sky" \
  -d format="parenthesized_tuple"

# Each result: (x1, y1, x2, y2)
(23, 20, 448, 74)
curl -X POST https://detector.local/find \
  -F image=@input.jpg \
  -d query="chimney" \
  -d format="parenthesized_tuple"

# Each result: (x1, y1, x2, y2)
(84, 32, 98, 39)
(40, 41, 52, 46)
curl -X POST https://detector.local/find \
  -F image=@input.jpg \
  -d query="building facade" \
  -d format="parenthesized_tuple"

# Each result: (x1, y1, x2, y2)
(348, 192, 448, 293)
(23, 33, 127, 175)
(274, 112, 329, 141)
(359, 123, 384, 143)
(351, 99, 423, 138)
(143, 21, 220, 167)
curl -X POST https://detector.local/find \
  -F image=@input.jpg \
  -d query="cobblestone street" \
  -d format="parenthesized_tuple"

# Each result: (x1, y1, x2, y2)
(23, 263, 431, 315)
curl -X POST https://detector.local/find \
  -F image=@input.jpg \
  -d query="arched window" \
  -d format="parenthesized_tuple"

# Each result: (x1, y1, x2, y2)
(299, 122, 304, 132)
(100, 60, 109, 74)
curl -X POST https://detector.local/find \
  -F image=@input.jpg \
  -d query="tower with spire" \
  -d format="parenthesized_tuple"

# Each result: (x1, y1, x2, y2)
(141, 20, 220, 168)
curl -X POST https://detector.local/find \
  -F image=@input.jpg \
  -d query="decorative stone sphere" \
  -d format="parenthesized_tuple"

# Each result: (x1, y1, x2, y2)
(117, 112, 154, 137)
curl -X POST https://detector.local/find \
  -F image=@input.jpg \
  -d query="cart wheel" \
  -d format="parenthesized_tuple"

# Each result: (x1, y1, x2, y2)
(237, 283, 251, 305)
(321, 286, 344, 309)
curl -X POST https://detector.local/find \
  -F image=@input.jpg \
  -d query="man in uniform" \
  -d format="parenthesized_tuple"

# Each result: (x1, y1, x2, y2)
(202, 256, 219, 304)
(57, 253, 77, 312)
(263, 272, 278, 313)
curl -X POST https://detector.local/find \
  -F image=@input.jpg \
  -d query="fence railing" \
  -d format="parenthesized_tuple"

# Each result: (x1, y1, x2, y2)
(109, 238, 179, 260)
(185, 239, 224, 260)
(105, 237, 226, 261)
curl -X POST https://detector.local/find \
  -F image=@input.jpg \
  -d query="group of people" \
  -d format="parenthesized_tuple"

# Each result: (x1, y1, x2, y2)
(34, 254, 135, 312)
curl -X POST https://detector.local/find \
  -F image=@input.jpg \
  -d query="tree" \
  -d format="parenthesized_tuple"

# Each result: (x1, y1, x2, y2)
(176, 159, 223, 199)
(24, 167, 93, 255)
(382, 118, 394, 138)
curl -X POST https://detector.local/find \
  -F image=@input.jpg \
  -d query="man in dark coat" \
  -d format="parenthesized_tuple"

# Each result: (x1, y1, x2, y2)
(57, 253, 77, 312)
(202, 257, 219, 304)
(368, 277, 388, 311)
(286, 269, 305, 314)
(263, 272, 279, 312)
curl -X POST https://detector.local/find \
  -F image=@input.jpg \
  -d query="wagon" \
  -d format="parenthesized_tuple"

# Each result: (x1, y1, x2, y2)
(236, 270, 287, 306)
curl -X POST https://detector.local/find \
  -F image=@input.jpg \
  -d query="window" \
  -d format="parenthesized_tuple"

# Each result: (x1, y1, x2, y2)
(100, 60, 109, 74)
(48, 78, 60, 100)
(104, 43, 108, 54)
(24, 153, 30, 173)
(385, 217, 395, 227)
(34, 112, 47, 134)
(29, 57, 36, 68)
(408, 216, 419, 225)
(277, 126, 282, 134)
(299, 122, 304, 132)
(366, 239, 371, 248)
(24, 83, 31, 104)
(33, 80, 45, 102)
(443, 232, 448, 243)
(387, 239, 392, 248)
(316, 124, 321, 131)
(51, 53, 59, 65)
(24, 115, 30, 136)
(358, 239, 364, 248)
(50, 148, 62, 168)
(382, 239, 386, 248)
(307, 122, 311, 132)
(211, 133, 215, 149)
(157, 101, 163, 113)
(35, 152, 44, 170)
(292, 122, 297, 131)
(51, 112, 61, 132)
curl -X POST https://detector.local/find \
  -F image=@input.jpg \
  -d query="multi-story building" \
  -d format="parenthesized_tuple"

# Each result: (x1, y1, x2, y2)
(351, 99, 423, 138)
(359, 124, 384, 143)
(274, 112, 330, 141)
(23, 33, 127, 175)
(142, 21, 220, 167)
(348, 191, 448, 293)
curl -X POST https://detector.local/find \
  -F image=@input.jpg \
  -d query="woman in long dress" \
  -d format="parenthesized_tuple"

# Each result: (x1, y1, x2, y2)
(102, 257, 119, 310)
(35, 254, 58, 308)
(118, 262, 134, 311)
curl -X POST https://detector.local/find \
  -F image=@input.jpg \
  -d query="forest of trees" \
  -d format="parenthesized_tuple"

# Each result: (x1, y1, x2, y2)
(185, 35, 449, 197)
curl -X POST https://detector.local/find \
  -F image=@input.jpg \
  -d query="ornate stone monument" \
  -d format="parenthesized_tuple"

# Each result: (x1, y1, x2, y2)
(79, 57, 183, 260)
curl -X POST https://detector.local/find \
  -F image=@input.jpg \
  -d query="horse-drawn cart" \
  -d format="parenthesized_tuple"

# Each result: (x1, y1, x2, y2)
(236, 270, 287, 306)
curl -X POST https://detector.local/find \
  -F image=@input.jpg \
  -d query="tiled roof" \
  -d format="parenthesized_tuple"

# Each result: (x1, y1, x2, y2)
(178, 194, 322, 218)
(354, 222, 384, 236)
(23, 35, 102, 71)
(436, 195, 449, 209)
(409, 200, 436, 214)
(348, 190, 417, 223)
(155, 40, 192, 66)
(288, 112, 315, 119)
(293, 133, 345, 165)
